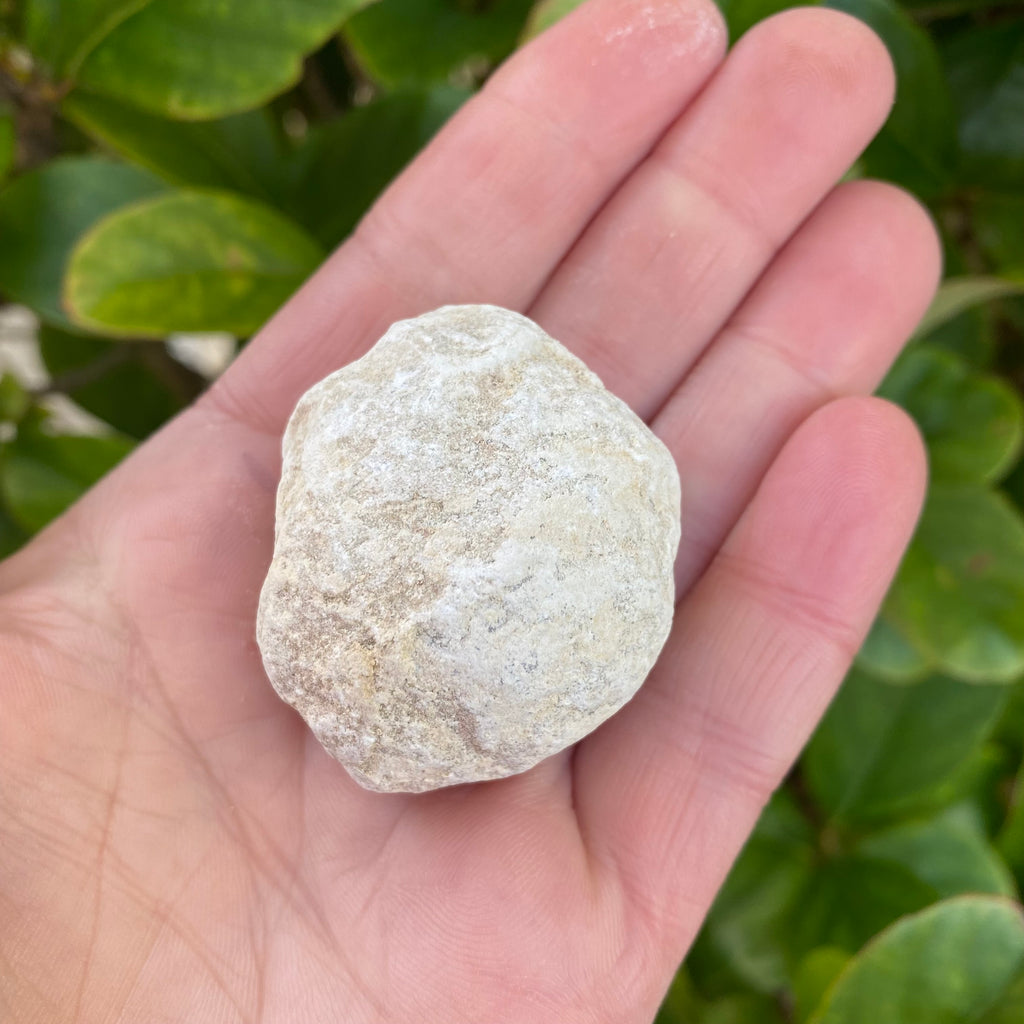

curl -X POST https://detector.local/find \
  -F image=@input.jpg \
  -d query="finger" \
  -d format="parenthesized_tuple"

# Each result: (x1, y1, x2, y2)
(207, 0, 727, 435)
(37, 0, 728, 787)
(656, 179, 940, 592)
(574, 397, 926, 959)
(528, 7, 897, 418)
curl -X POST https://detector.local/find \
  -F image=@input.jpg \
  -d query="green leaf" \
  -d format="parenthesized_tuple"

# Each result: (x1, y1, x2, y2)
(700, 994, 787, 1024)
(22, 0, 153, 78)
(655, 969, 704, 1024)
(0, 157, 166, 327)
(1, 415, 134, 532)
(825, 0, 956, 198)
(0, 500, 28, 559)
(344, 0, 535, 87)
(790, 856, 938, 956)
(942, 22, 1024, 192)
(0, 374, 31, 424)
(718, 1, 816, 42)
(974, 196, 1024, 275)
(520, 0, 585, 41)
(882, 485, 1024, 683)
(878, 346, 1024, 485)
(37, 327, 186, 439)
(689, 790, 817, 992)
(1, 454, 86, 533)
(857, 615, 930, 683)
(803, 668, 1008, 825)
(795, 949, 851, 1024)
(1008, 457, 1024, 527)
(63, 92, 289, 202)
(919, 246, 1001, 367)
(859, 803, 1018, 899)
(999, 770, 1024, 891)
(807, 897, 1024, 1024)
(896, 0, 1010, 9)
(655, 971, 786, 1024)
(918, 305, 998, 370)
(948, 742, 1017, 840)
(282, 87, 468, 248)
(0, 110, 15, 183)
(993, 677, 1024, 755)
(64, 190, 323, 338)
(692, 790, 938, 993)
(978, 972, 1024, 1024)
(915, 276, 1024, 340)
(75, 0, 375, 120)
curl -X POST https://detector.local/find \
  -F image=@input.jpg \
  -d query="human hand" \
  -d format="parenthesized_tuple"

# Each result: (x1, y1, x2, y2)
(0, 1, 941, 1020)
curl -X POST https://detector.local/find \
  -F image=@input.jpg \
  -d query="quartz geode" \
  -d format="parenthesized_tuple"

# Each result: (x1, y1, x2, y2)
(257, 305, 681, 792)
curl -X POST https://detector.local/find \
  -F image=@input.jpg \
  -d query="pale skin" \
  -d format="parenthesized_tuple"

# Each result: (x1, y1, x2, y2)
(0, 1, 942, 1021)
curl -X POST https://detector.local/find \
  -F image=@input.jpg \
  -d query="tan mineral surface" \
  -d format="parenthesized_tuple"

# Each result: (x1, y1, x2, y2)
(257, 305, 681, 792)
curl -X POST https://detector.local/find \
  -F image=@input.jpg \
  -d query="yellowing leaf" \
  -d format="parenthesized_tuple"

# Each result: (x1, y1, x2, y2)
(64, 191, 323, 338)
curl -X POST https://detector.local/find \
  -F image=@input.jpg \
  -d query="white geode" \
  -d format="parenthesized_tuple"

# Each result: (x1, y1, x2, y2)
(257, 305, 681, 793)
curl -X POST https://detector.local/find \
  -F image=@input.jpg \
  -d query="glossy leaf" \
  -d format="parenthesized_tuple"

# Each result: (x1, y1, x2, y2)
(282, 88, 468, 248)
(859, 803, 1017, 899)
(690, 790, 817, 992)
(946, 743, 1016, 840)
(76, 0, 375, 119)
(655, 970, 704, 1024)
(917, 247, 1001, 366)
(974, 196, 1024, 274)
(719, 0, 817, 42)
(826, 0, 956, 198)
(943, 23, 1024, 191)
(915, 276, 1024, 340)
(896, 0, 1009, 8)
(0, 111, 15, 182)
(63, 92, 289, 202)
(878, 345, 1024, 485)
(22, 0, 152, 77)
(0, 157, 166, 327)
(0, 373, 31, 424)
(692, 788, 941, 993)
(857, 616, 930, 683)
(1, 415, 134, 532)
(999, 770, 1024, 891)
(794, 950, 851, 1024)
(807, 897, 1024, 1023)
(883, 486, 1024, 682)
(978, 972, 1024, 1024)
(790, 856, 938, 957)
(993, 677, 1024, 753)
(918, 305, 998, 371)
(520, 0, 584, 41)
(37, 326, 187, 439)
(803, 668, 1008, 824)
(700, 994, 787, 1024)
(2, 455, 86, 533)
(64, 191, 323, 338)
(655, 971, 786, 1024)
(345, 0, 534, 87)
(697, 848, 939, 995)
(0, 500, 28, 559)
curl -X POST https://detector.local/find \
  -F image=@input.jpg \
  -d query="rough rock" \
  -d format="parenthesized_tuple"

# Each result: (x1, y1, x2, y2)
(257, 305, 681, 793)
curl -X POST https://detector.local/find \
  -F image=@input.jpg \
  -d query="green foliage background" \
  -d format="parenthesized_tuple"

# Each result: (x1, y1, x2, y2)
(1, 0, 1023, 1019)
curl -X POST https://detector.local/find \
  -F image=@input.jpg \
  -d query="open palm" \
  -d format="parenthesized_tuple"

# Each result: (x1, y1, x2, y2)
(0, 2, 940, 1021)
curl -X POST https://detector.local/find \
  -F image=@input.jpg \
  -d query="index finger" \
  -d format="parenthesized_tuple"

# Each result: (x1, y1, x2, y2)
(206, 0, 727, 436)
